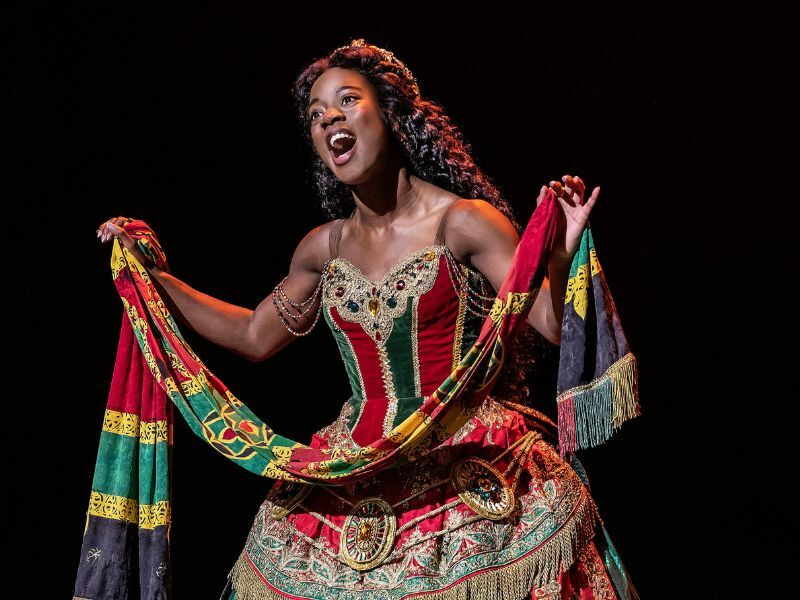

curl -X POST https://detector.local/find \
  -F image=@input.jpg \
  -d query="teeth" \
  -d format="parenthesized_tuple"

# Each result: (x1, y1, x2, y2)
(329, 131, 356, 149)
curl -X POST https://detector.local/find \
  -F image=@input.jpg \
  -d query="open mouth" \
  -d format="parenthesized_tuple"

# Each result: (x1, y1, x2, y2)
(328, 130, 357, 165)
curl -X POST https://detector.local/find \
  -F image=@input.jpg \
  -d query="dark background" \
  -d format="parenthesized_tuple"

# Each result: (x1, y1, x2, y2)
(8, 1, 793, 598)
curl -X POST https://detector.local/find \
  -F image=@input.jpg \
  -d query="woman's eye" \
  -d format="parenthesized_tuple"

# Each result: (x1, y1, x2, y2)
(342, 95, 355, 105)
(310, 109, 321, 120)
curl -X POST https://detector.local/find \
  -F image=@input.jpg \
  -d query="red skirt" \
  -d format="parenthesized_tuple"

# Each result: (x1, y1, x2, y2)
(222, 398, 635, 599)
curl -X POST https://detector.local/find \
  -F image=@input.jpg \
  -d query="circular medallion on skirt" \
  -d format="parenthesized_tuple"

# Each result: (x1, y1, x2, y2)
(451, 457, 515, 520)
(339, 497, 397, 571)
(266, 480, 313, 519)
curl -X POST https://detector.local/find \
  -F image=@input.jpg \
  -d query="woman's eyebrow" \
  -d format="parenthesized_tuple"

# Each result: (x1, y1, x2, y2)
(308, 85, 363, 107)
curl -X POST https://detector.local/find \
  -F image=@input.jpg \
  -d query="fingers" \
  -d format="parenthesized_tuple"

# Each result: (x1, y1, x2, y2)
(563, 174, 585, 202)
(96, 216, 132, 243)
(549, 180, 577, 207)
(536, 185, 547, 207)
(549, 175, 586, 206)
(584, 186, 600, 211)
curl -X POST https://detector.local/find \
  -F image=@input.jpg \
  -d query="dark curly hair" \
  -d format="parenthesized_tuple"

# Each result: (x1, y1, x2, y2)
(291, 39, 548, 406)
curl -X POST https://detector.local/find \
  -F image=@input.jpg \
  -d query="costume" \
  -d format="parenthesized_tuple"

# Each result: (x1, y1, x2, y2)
(74, 189, 639, 599)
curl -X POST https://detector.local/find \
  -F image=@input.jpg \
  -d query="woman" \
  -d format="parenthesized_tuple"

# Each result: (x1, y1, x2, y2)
(95, 39, 637, 599)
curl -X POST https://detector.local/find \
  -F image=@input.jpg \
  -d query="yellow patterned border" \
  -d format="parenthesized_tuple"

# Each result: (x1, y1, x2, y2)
(489, 291, 535, 326)
(103, 409, 170, 444)
(87, 491, 170, 529)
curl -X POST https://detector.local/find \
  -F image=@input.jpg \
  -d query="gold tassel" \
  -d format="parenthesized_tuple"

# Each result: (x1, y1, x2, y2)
(227, 492, 600, 600)
(609, 352, 639, 428)
(556, 352, 640, 451)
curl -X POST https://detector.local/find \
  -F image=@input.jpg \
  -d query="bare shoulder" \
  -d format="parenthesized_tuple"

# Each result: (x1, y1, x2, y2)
(290, 220, 340, 275)
(443, 198, 519, 261)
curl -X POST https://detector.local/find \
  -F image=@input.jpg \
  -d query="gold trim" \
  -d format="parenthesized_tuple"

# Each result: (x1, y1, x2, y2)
(102, 409, 170, 444)
(321, 246, 442, 347)
(339, 497, 397, 571)
(412, 295, 422, 396)
(379, 344, 400, 435)
(87, 491, 170, 529)
(451, 457, 516, 521)
(227, 489, 600, 599)
(556, 351, 639, 428)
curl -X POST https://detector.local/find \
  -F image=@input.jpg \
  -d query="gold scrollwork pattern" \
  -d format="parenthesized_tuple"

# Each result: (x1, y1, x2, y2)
(339, 497, 397, 570)
(489, 290, 537, 326)
(451, 457, 516, 520)
(321, 247, 442, 346)
(102, 409, 170, 444)
(87, 491, 170, 529)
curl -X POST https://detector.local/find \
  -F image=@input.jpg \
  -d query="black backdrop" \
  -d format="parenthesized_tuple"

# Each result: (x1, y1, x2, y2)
(8, 1, 793, 598)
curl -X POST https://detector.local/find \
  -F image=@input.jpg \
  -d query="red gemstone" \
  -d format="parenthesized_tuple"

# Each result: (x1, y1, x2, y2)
(371, 286, 377, 295)
(396, 280, 405, 290)
(335, 286, 344, 297)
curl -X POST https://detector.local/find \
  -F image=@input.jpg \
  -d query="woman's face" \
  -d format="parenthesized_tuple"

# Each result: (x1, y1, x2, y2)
(307, 67, 395, 185)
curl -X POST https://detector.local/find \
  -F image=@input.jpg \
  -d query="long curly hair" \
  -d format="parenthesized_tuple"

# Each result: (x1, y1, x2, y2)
(291, 39, 546, 406)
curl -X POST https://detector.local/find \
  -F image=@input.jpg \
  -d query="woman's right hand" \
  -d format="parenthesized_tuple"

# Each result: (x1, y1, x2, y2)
(96, 216, 156, 270)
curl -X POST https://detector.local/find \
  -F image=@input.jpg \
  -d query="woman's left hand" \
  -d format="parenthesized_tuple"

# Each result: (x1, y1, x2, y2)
(541, 174, 600, 262)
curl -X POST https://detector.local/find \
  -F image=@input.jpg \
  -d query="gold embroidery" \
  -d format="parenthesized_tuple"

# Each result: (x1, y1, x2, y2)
(315, 401, 359, 451)
(339, 497, 397, 571)
(578, 541, 617, 599)
(378, 344, 399, 435)
(451, 457, 516, 520)
(411, 296, 422, 397)
(322, 246, 442, 346)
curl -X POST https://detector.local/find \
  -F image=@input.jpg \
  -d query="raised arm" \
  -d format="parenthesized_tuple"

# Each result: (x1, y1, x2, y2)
(442, 175, 599, 346)
(442, 199, 563, 346)
(98, 217, 332, 362)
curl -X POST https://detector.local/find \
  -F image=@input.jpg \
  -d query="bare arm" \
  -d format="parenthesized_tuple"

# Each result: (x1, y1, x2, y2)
(443, 199, 566, 346)
(101, 219, 332, 362)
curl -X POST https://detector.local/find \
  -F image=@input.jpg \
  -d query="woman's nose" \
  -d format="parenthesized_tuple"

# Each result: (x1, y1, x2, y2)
(322, 107, 344, 127)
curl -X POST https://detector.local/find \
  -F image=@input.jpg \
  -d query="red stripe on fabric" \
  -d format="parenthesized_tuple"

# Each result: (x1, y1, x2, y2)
(417, 255, 461, 396)
(330, 307, 388, 446)
(105, 313, 170, 423)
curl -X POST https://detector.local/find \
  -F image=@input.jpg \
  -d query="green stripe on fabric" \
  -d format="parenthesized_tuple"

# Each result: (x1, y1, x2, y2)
(324, 309, 365, 404)
(568, 228, 591, 278)
(91, 430, 170, 503)
(386, 301, 416, 401)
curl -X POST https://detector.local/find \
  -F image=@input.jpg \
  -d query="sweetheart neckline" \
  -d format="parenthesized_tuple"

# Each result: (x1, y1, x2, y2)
(324, 244, 448, 286)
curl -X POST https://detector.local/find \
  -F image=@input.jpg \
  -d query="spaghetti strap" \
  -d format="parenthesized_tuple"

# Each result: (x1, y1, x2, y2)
(328, 218, 345, 260)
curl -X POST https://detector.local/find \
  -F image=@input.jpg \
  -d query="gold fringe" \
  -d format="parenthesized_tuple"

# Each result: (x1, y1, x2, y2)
(556, 352, 640, 451)
(609, 352, 639, 428)
(227, 492, 600, 600)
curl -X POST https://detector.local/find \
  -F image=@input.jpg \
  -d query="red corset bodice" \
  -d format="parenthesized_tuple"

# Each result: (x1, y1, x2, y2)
(320, 244, 488, 446)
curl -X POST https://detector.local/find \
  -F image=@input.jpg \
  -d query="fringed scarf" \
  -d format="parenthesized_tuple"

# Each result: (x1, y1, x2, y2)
(73, 189, 639, 599)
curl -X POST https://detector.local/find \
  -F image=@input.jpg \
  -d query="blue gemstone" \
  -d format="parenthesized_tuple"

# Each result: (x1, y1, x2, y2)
(346, 301, 359, 312)
(387, 297, 397, 308)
